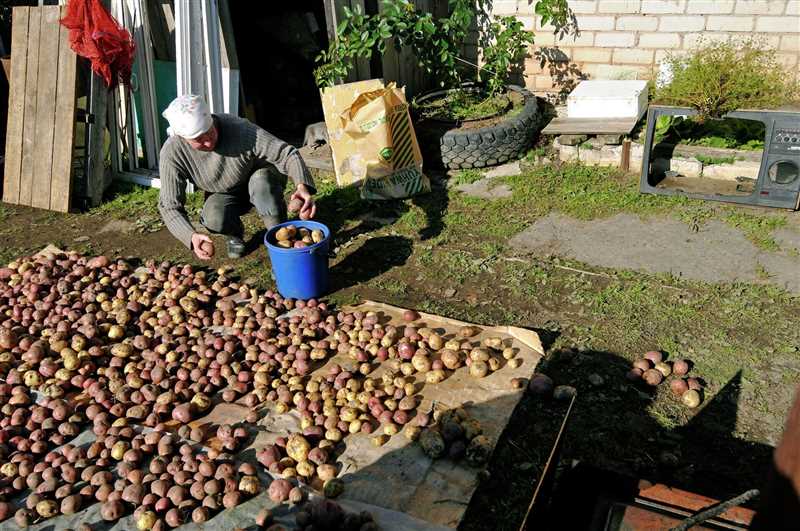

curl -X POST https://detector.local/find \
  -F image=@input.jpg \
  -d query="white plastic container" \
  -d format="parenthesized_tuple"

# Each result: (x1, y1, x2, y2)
(566, 80, 649, 120)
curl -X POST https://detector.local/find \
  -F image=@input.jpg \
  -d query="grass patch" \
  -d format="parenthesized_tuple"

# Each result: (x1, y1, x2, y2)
(0, 204, 14, 223)
(450, 169, 484, 186)
(723, 209, 787, 250)
(91, 181, 204, 233)
(370, 276, 409, 296)
(695, 154, 735, 165)
(414, 90, 511, 121)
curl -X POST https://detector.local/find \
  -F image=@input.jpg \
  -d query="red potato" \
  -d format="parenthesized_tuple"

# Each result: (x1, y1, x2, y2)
(643, 369, 663, 386)
(643, 351, 663, 364)
(268, 479, 292, 503)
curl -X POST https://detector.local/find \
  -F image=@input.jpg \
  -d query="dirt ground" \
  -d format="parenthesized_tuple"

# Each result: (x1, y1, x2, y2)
(1, 159, 799, 529)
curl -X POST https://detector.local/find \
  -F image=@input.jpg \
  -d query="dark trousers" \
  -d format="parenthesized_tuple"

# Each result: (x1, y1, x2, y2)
(199, 168, 287, 238)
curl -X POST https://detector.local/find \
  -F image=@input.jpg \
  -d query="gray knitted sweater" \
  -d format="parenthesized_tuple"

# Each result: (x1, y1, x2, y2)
(158, 114, 314, 248)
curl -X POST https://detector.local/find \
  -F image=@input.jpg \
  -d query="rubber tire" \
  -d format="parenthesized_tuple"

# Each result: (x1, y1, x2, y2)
(415, 85, 542, 170)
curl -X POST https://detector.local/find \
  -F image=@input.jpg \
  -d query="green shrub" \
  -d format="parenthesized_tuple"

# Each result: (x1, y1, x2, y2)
(315, 0, 570, 95)
(655, 39, 796, 120)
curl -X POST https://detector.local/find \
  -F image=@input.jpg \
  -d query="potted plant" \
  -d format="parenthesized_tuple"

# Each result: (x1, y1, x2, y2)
(314, 0, 572, 170)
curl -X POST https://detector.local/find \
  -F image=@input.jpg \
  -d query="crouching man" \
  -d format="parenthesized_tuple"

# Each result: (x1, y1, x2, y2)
(158, 94, 317, 259)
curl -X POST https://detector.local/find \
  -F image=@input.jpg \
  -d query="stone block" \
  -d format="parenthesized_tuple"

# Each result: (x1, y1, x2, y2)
(670, 157, 703, 177)
(578, 145, 604, 166)
(702, 161, 761, 181)
(558, 134, 588, 146)
(597, 134, 624, 145)
(599, 144, 624, 165)
(558, 143, 579, 162)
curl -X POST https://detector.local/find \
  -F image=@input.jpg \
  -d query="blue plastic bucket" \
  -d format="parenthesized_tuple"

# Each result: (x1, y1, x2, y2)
(264, 220, 330, 300)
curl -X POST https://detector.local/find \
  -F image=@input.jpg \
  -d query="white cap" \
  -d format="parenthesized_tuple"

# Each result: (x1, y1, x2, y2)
(162, 94, 213, 139)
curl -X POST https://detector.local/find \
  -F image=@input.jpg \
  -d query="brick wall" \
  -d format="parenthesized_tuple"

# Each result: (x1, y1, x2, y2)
(493, 0, 800, 97)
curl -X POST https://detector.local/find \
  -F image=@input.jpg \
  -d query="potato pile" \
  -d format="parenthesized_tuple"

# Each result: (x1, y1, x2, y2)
(273, 224, 325, 249)
(0, 250, 520, 527)
(627, 351, 703, 408)
(417, 408, 491, 465)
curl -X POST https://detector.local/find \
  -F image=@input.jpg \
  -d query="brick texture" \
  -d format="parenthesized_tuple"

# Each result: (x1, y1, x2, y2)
(616, 15, 659, 30)
(613, 48, 656, 63)
(503, 0, 800, 95)
(706, 15, 755, 31)
(756, 16, 800, 31)
(641, 0, 687, 13)
(734, 1, 787, 14)
(595, 32, 636, 46)
(683, 32, 731, 48)
(575, 15, 616, 30)
(492, 0, 519, 14)
(598, 0, 642, 12)
(569, 0, 599, 13)
(658, 15, 705, 31)
(781, 34, 800, 50)
(638, 32, 681, 47)
(572, 47, 614, 62)
(686, 0, 735, 13)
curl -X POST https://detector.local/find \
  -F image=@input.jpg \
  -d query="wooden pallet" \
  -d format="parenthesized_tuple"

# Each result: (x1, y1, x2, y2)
(2, 6, 77, 212)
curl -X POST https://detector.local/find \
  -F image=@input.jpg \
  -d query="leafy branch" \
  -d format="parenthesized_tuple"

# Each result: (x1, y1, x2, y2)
(314, 0, 574, 96)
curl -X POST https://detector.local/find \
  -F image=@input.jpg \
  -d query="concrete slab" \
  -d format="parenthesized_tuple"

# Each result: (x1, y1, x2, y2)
(484, 160, 522, 178)
(455, 178, 513, 199)
(774, 228, 800, 253)
(509, 213, 800, 293)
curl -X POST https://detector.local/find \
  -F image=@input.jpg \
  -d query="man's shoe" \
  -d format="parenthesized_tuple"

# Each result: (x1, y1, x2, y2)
(226, 236, 245, 259)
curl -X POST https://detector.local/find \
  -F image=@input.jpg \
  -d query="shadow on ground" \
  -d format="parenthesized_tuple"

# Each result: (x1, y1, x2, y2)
(455, 348, 774, 530)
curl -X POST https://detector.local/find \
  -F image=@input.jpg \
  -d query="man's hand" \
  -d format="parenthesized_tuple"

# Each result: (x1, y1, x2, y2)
(291, 184, 317, 221)
(191, 233, 214, 260)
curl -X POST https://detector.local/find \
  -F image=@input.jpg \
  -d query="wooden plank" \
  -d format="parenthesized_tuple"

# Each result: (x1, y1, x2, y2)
(49, 10, 78, 213)
(541, 116, 639, 135)
(217, 0, 238, 70)
(2, 6, 29, 205)
(17, 7, 41, 207)
(349, 0, 371, 81)
(379, 0, 400, 85)
(146, 0, 171, 61)
(87, 71, 108, 207)
(30, 6, 61, 210)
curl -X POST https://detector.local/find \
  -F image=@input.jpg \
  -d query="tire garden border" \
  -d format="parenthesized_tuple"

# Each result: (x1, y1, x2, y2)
(413, 84, 542, 170)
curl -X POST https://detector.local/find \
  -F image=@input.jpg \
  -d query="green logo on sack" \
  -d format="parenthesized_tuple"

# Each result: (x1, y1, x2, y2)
(379, 147, 393, 161)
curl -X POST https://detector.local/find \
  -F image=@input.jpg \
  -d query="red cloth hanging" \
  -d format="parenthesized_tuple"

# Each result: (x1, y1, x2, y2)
(60, 0, 135, 89)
